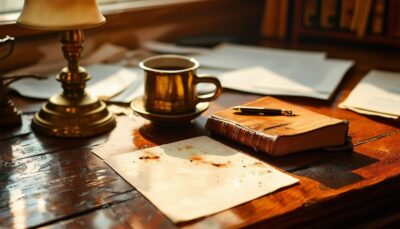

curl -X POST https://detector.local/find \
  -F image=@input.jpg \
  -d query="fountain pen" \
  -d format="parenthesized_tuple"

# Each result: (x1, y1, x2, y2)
(232, 106, 293, 116)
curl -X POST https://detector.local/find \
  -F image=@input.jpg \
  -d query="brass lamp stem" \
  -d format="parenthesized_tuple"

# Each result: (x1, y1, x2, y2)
(31, 30, 116, 137)
(58, 30, 90, 99)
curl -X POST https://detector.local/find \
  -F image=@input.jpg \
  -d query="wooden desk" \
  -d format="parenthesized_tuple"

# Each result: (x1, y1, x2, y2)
(1, 42, 399, 228)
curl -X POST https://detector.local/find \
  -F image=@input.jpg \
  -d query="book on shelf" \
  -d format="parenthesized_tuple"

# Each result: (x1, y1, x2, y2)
(339, 0, 355, 29)
(260, 0, 290, 39)
(261, 0, 279, 37)
(387, 0, 400, 37)
(370, 0, 386, 34)
(350, 0, 373, 37)
(303, 0, 321, 28)
(298, 0, 400, 42)
(277, 0, 290, 39)
(320, 0, 340, 29)
(205, 97, 349, 157)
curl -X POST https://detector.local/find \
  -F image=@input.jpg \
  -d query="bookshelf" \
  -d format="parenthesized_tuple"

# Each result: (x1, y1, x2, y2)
(262, 0, 400, 48)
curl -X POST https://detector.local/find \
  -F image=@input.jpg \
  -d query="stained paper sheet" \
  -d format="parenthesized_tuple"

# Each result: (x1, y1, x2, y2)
(105, 136, 299, 223)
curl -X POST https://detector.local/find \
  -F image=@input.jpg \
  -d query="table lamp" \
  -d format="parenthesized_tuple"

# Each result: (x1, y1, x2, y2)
(17, 0, 116, 137)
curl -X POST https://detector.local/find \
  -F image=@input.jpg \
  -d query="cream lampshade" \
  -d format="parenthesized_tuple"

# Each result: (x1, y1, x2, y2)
(16, 0, 116, 137)
(17, 0, 105, 30)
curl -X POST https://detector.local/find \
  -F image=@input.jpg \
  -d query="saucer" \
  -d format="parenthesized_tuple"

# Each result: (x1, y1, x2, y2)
(130, 97, 209, 124)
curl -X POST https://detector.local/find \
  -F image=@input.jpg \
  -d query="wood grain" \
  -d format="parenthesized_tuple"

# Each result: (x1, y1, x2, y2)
(0, 147, 135, 229)
(1, 3, 400, 227)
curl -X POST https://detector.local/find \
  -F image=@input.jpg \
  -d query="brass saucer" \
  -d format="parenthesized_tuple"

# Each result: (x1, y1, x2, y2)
(130, 97, 209, 124)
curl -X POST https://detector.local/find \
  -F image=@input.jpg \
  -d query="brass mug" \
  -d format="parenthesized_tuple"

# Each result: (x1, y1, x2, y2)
(140, 54, 222, 114)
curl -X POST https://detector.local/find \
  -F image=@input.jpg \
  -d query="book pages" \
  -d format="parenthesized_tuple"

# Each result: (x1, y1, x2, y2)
(104, 136, 299, 223)
(339, 70, 400, 119)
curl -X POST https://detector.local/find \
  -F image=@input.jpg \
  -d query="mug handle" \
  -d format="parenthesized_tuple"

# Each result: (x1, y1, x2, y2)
(194, 74, 222, 103)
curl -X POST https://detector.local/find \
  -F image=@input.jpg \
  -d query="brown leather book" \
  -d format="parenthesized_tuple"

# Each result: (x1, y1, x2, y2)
(205, 97, 349, 157)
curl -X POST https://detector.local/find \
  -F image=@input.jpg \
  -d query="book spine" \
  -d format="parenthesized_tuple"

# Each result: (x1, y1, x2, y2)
(261, 0, 279, 38)
(277, 0, 290, 39)
(357, 0, 373, 37)
(370, 0, 386, 35)
(205, 116, 278, 155)
(387, 0, 400, 37)
(350, 0, 363, 31)
(320, 0, 340, 29)
(303, 0, 321, 28)
(340, 0, 356, 30)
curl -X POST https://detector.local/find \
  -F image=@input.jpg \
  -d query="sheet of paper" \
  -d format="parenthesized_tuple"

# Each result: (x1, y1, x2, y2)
(87, 68, 138, 100)
(216, 59, 353, 100)
(142, 40, 210, 55)
(339, 70, 400, 119)
(10, 64, 143, 103)
(193, 43, 327, 70)
(105, 136, 299, 223)
(192, 43, 353, 100)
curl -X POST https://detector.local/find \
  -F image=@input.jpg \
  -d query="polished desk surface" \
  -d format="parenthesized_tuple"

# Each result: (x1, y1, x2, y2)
(1, 41, 400, 228)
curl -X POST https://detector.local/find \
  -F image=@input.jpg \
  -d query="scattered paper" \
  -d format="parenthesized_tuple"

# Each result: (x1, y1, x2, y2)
(339, 70, 400, 119)
(194, 43, 327, 70)
(87, 68, 138, 100)
(192, 43, 353, 100)
(142, 40, 210, 55)
(105, 136, 299, 223)
(10, 64, 143, 103)
(216, 60, 353, 100)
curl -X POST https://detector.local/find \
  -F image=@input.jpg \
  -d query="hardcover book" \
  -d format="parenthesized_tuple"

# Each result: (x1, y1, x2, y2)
(205, 97, 349, 156)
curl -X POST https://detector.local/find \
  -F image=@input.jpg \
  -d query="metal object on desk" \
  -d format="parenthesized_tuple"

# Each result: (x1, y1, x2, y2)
(0, 36, 21, 127)
(16, 0, 116, 137)
(140, 54, 222, 115)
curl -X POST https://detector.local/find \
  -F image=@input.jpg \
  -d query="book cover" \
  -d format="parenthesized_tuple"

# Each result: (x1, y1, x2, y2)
(205, 97, 349, 157)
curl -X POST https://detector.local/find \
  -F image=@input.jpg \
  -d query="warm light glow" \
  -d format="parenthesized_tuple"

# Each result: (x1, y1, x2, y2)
(17, 0, 105, 30)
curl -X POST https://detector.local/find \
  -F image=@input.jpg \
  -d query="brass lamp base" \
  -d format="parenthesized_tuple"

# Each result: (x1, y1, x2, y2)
(32, 93, 115, 137)
(0, 100, 22, 127)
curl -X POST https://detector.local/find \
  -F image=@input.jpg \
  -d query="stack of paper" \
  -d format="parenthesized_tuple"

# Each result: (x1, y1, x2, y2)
(194, 43, 354, 100)
(339, 70, 400, 119)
